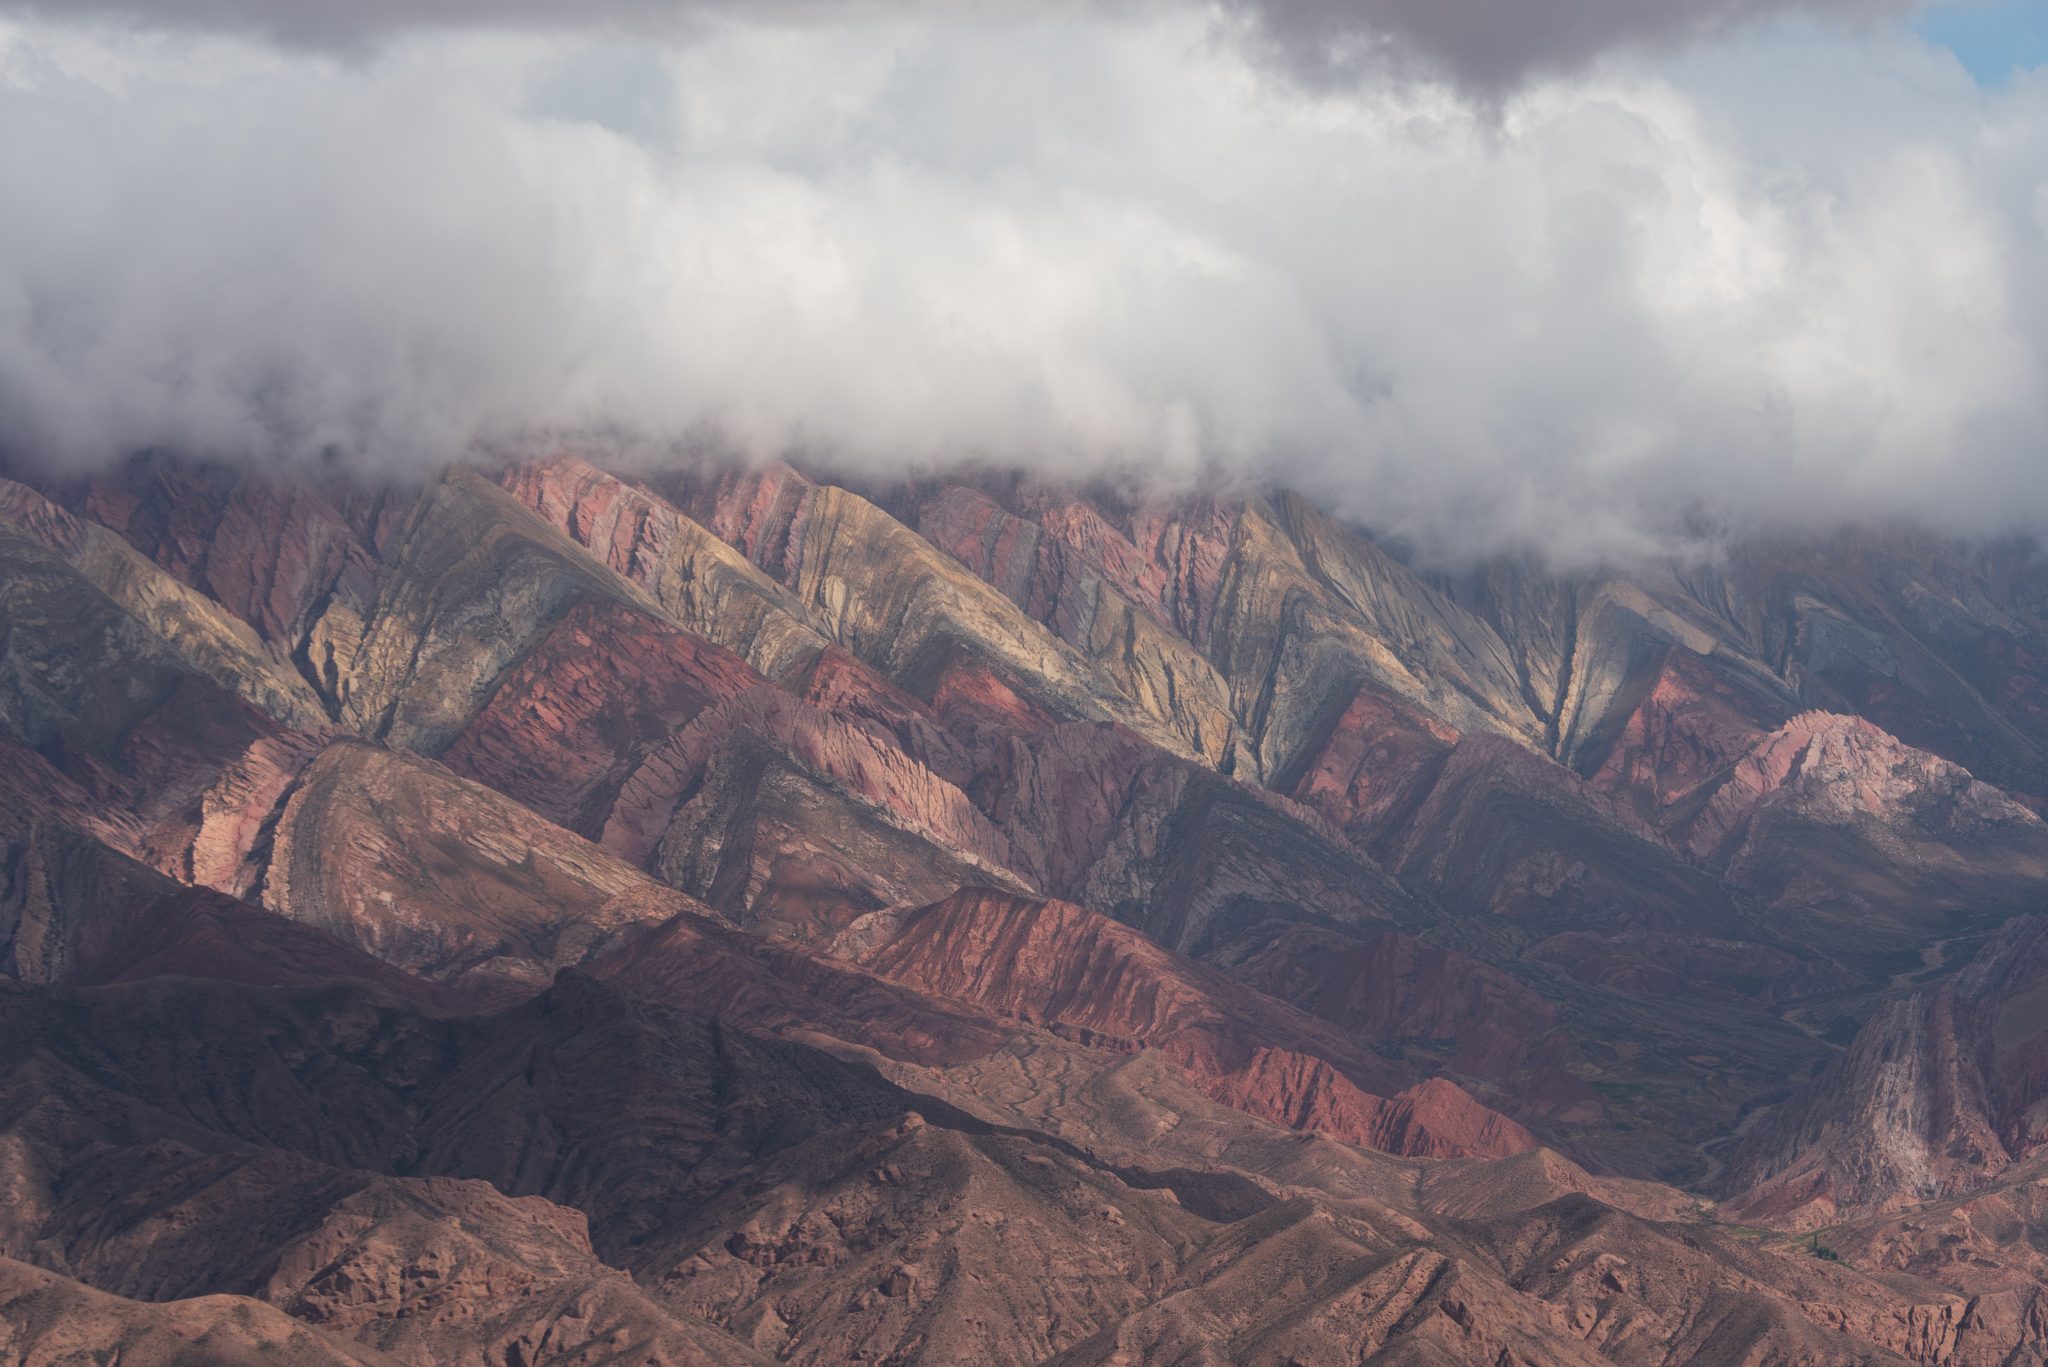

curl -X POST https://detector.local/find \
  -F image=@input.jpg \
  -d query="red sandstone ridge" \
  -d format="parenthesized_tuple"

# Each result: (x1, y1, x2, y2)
(911, 480, 1237, 650)
(1202, 1054, 1535, 1160)
(845, 889, 1535, 1160)
(438, 595, 762, 836)
(78, 456, 383, 652)
(597, 684, 1028, 940)
(1284, 683, 1461, 845)
(499, 455, 829, 679)
(1584, 647, 1784, 825)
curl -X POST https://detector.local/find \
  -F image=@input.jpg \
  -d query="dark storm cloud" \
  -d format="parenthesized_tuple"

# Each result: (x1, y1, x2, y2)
(1223, 0, 1914, 88)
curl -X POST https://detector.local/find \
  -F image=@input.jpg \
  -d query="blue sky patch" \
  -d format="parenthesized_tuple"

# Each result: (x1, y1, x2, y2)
(1915, 0, 2048, 83)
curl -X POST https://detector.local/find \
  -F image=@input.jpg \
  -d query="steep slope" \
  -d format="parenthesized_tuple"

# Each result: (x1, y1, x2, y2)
(972, 718, 1420, 960)
(435, 595, 764, 837)
(843, 889, 1534, 1159)
(1684, 712, 2048, 965)
(255, 740, 685, 989)
(324, 467, 713, 755)
(911, 482, 1250, 770)
(899, 475, 1544, 780)
(0, 506, 332, 876)
(1727, 912, 2048, 1228)
(0, 778, 464, 1008)
(501, 456, 831, 680)
(595, 684, 1029, 942)
(665, 464, 1223, 762)
(50, 452, 388, 657)
(0, 477, 326, 730)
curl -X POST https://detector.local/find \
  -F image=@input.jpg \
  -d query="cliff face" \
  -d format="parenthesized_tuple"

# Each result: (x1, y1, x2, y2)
(6, 446, 2048, 1362)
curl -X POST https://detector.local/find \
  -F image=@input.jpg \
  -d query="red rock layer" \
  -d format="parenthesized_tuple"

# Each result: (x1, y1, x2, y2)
(849, 889, 1533, 1159)
(787, 645, 980, 788)
(912, 479, 1239, 650)
(438, 596, 762, 836)
(1285, 683, 1460, 846)
(1226, 924, 1593, 1115)
(78, 456, 380, 648)
(598, 685, 1022, 938)
(1583, 647, 1782, 826)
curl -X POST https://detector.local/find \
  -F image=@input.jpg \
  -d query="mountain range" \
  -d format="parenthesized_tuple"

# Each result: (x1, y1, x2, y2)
(5, 448, 2048, 1363)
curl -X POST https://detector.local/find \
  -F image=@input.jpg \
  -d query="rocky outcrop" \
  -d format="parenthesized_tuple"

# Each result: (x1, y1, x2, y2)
(973, 719, 1418, 961)
(0, 792, 463, 1009)
(1688, 711, 2046, 867)
(0, 1256, 395, 1367)
(326, 469, 666, 753)
(1583, 646, 1786, 824)
(1825, 1153, 2048, 1314)
(1728, 913, 2048, 1229)
(786, 644, 982, 788)
(915, 483, 1246, 769)
(0, 527, 336, 896)
(67, 454, 383, 654)
(1283, 682, 1460, 845)
(0, 477, 329, 730)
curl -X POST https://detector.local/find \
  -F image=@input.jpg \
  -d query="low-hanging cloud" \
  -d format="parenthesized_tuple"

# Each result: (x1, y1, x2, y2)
(0, 10, 2043, 561)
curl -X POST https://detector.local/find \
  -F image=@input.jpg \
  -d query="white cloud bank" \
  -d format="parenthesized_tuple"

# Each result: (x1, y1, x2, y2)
(0, 9, 2043, 559)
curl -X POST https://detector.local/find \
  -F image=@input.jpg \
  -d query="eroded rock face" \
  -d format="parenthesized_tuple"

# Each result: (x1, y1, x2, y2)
(1728, 913, 2048, 1230)
(913, 483, 1246, 770)
(842, 889, 1532, 1159)
(325, 470, 658, 753)
(501, 456, 829, 680)
(8, 966, 2029, 1367)
(665, 464, 1234, 761)
(1224, 925, 1592, 1116)
(599, 685, 1030, 941)
(1583, 646, 1786, 824)
(437, 596, 762, 837)
(257, 741, 688, 989)
(1683, 714, 2048, 964)
(0, 476, 329, 731)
